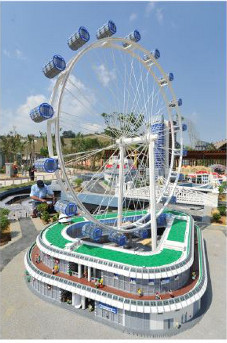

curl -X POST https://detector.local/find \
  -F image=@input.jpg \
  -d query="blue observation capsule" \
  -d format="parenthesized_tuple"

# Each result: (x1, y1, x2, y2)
(183, 149, 188, 157)
(82, 223, 102, 241)
(178, 98, 182, 106)
(68, 26, 90, 51)
(43, 55, 66, 79)
(108, 231, 127, 246)
(159, 72, 174, 86)
(30, 103, 54, 123)
(134, 229, 149, 239)
(169, 196, 177, 204)
(96, 20, 117, 39)
(182, 123, 187, 131)
(157, 213, 167, 226)
(153, 49, 160, 59)
(34, 158, 58, 173)
(168, 73, 174, 81)
(143, 49, 160, 65)
(123, 30, 141, 47)
(54, 200, 77, 216)
(169, 98, 182, 107)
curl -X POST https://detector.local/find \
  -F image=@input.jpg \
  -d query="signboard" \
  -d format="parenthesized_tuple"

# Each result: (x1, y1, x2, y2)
(98, 302, 118, 314)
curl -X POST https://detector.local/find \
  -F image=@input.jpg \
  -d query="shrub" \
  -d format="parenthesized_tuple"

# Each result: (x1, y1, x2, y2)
(41, 211, 50, 223)
(218, 206, 226, 216)
(74, 178, 83, 187)
(0, 168, 5, 174)
(212, 212, 221, 222)
(52, 214, 59, 222)
(0, 208, 10, 216)
(37, 203, 48, 213)
(0, 215, 10, 231)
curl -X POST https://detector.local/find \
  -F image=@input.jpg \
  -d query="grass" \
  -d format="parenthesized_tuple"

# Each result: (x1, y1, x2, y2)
(75, 245, 182, 267)
(167, 218, 187, 243)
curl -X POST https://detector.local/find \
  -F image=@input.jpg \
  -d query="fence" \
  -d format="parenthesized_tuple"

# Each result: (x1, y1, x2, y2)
(125, 185, 218, 207)
(0, 173, 57, 188)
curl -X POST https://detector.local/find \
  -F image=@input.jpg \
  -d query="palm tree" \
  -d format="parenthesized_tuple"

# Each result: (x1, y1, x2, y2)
(0, 129, 25, 163)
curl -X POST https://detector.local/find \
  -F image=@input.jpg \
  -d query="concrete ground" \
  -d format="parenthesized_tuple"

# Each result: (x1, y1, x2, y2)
(0, 223, 226, 339)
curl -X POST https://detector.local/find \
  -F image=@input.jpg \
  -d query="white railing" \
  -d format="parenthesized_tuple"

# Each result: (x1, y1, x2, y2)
(125, 184, 218, 207)
(0, 173, 57, 188)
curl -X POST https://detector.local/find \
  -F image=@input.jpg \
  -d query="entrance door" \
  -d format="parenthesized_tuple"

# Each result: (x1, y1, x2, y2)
(102, 309, 111, 321)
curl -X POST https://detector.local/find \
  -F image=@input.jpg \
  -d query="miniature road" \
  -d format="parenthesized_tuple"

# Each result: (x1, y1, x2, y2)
(0, 224, 226, 339)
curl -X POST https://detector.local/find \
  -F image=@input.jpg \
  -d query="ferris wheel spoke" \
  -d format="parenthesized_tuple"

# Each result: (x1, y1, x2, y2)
(48, 36, 183, 234)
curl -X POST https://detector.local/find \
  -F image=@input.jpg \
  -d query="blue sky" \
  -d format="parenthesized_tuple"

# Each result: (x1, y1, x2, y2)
(1, 1, 226, 144)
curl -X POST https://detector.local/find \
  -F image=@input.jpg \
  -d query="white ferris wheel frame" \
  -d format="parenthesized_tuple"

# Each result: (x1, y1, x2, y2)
(46, 37, 183, 233)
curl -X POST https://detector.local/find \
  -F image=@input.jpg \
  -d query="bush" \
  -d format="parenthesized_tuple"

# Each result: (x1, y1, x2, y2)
(0, 168, 5, 173)
(218, 206, 226, 216)
(212, 212, 221, 222)
(41, 211, 50, 223)
(74, 178, 83, 187)
(0, 215, 10, 231)
(37, 203, 48, 213)
(0, 208, 10, 216)
(52, 213, 59, 222)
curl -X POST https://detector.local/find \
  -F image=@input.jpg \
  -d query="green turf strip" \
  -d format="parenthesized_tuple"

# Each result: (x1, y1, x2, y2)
(167, 218, 187, 243)
(45, 223, 72, 248)
(45, 210, 147, 248)
(75, 245, 182, 267)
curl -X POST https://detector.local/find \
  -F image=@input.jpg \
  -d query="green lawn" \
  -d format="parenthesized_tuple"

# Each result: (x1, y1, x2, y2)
(167, 218, 187, 243)
(75, 244, 182, 267)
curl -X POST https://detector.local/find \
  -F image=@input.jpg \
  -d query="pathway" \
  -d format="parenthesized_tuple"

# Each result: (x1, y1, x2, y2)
(0, 218, 44, 272)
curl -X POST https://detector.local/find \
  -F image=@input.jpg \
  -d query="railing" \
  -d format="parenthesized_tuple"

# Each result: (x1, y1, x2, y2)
(125, 184, 218, 207)
(26, 224, 207, 311)
(0, 173, 56, 188)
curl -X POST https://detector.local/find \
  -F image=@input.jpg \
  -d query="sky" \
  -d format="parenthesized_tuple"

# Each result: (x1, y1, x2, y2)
(1, 0, 226, 145)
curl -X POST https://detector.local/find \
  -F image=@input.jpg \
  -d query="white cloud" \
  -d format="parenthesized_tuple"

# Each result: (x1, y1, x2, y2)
(0, 75, 100, 137)
(145, 2, 156, 17)
(3, 48, 26, 60)
(1, 94, 48, 136)
(93, 64, 116, 87)
(3, 49, 11, 57)
(129, 13, 137, 22)
(156, 8, 164, 24)
(81, 123, 103, 133)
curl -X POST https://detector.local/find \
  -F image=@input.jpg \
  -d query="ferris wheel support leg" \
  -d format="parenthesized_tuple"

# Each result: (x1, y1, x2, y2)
(117, 140, 125, 229)
(149, 139, 157, 251)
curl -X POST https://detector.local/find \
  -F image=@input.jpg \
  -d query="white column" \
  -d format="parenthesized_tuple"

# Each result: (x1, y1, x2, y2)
(78, 264, 82, 278)
(88, 266, 91, 282)
(117, 140, 125, 229)
(149, 139, 157, 251)
(81, 296, 86, 310)
(72, 293, 82, 308)
(93, 268, 96, 278)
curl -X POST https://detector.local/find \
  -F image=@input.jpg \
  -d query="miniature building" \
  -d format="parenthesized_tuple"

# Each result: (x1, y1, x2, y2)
(25, 209, 207, 335)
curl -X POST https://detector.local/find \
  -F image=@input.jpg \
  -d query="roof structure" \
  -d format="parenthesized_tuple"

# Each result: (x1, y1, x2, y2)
(75, 245, 182, 267)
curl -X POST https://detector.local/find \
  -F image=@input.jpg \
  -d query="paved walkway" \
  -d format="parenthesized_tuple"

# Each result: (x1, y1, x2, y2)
(0, 218, 43, 271)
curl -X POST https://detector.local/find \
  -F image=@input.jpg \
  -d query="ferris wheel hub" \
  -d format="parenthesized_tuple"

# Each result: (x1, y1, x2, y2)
(116, 133, 158, 146)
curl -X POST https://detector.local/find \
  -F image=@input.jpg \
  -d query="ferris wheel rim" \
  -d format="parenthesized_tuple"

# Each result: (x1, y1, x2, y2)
(47, 36, 183, 231)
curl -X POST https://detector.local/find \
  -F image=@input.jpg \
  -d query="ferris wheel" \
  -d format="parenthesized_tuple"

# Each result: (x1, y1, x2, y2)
(30, 21, 184, 251)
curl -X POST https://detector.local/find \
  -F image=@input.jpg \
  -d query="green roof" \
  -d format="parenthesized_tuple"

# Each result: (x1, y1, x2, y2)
(45, 223, 72, 248)
(93, 210, 147, 221)
(167, 218, 187, 243)
(164, 209, 186, 216)
(75, 245, 182, 267)
(45, 210, 147, 249)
